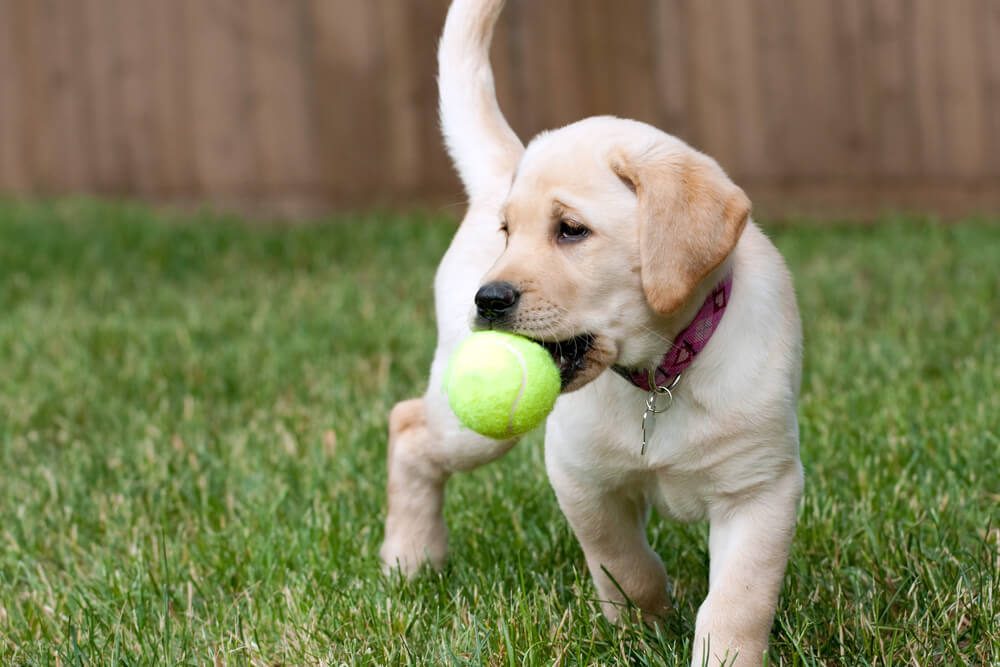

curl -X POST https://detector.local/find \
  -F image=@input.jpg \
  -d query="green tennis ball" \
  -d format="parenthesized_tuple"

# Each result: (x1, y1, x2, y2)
(445, 331, 561, 440)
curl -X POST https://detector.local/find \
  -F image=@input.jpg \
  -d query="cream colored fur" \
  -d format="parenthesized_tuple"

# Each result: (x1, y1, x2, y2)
(380, 2, 803, 665)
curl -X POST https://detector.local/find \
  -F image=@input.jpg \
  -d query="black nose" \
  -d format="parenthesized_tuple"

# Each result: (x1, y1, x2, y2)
(475, 281, 520, 321)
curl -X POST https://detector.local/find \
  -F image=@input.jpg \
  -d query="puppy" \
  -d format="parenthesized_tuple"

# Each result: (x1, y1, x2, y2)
(380, 1, 803, 664)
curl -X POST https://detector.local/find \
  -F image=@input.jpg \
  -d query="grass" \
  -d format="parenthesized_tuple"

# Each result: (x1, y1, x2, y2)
(0, 198, 997, 666)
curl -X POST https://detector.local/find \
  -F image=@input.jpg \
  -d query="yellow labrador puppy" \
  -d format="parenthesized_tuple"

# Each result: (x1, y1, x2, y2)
(380, 1, 803, 664)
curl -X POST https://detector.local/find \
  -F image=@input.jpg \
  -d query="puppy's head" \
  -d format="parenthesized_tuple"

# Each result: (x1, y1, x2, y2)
(474, 117, 750, 391)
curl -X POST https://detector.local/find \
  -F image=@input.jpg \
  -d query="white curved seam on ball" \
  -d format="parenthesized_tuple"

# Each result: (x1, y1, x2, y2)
(495, 339, 528, 437)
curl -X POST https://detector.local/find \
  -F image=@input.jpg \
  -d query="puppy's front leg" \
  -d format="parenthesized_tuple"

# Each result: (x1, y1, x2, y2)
(693, 462, 803, 667)
(548, 461, 670, 623)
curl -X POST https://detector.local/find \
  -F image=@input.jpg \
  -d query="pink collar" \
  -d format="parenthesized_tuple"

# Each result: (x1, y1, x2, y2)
(614, 271, 734, 391)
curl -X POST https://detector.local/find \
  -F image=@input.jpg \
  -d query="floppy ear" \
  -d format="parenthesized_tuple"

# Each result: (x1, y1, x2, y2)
(612, 148, 750, 315)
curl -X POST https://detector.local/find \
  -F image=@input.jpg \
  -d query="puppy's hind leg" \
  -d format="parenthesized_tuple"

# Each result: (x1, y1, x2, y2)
(380, 393, 518, 576)
(380, 399, 449, 574)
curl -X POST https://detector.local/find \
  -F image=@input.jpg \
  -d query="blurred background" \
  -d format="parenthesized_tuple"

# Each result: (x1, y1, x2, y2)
(0, 0, 998, 219)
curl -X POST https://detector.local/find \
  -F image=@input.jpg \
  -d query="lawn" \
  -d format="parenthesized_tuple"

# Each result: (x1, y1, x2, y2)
(0, 199, 997, 665)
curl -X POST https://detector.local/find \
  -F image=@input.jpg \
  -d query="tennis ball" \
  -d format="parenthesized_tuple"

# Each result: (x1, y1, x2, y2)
(444, 331, 561, 439)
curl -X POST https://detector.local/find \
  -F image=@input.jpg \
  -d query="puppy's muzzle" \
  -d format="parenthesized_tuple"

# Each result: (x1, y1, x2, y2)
(474, 281, 520, 322)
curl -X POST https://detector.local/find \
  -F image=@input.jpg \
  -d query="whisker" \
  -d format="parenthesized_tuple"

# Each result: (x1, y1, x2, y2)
(434, 197, 472, 214)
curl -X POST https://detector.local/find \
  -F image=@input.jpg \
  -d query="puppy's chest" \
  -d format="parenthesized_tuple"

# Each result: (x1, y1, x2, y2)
(595, 433, 716, 523)
(631, 421, 717, 523)
(557, 380, 724, 521)
(645, 468, 712, 522)
(602, 391, 713, 465)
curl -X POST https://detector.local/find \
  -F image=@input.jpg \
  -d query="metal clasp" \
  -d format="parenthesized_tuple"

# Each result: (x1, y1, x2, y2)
(640, 372, 681, 455)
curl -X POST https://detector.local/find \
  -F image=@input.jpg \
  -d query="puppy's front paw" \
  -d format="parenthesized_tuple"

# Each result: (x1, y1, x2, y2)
(379, 516, 448, 577)
(592, 557, 671, 626)
(692, 602, 769, 667)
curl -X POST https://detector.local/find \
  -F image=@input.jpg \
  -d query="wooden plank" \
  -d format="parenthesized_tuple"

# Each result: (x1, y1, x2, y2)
(719, 0, 769, 180)
(18, 0, 47, 190)
(13, 0, 50, 191)
(507, 0, 543, 132)
(184, 0, 258, 199)
(64, 0, 96, 192)
(23, 0, 92, 193)
(374, 1, 423, 194)
(832, 0, 876, 182)
(649, 0, 692, 140)
(572, 0, 625, 117)
(871, 0, 920, 179)
(116, 0, 165, 196)
(490, 0, 523, 139)
(503, 0, 535, 136)
(52, 0, 92, 191)
(148, 0, 198, 198)
(403, 0, 461, 199)
(512, 0, 583, 133)
(604, 0, 657, 126)
(936, 0, 985, 180)
(246, 0, 320, 204)
(309, 0, 386, 203)
(912, 0, 945, 178)
(984, 0, 1000, 177)
(687, 0, 739, 168)
(785, 1, 840, 179)
(753, 0, 798, 184)
(0, 0, 26, 190)
(544, 0, 592, 126)
(81, 0, 128, 194)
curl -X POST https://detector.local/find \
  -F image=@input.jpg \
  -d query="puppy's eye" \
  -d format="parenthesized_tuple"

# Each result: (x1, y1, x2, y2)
(499, 220, 509, 236)
(557, 219, 590, 243)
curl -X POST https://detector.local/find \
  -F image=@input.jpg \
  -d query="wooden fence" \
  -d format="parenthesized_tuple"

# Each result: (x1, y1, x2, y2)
(1, 0, 998, 218)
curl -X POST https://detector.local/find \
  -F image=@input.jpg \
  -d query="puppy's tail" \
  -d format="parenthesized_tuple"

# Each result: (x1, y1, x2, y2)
(438, 0, 522, 203)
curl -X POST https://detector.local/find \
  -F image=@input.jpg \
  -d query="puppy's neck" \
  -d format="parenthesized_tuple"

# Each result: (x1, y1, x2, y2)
(653, 256, 735, 351)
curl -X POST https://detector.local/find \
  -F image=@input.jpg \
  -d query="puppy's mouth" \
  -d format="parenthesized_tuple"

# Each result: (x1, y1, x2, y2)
(527, 333, 595, 389)
(471, 313, 612, 391)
